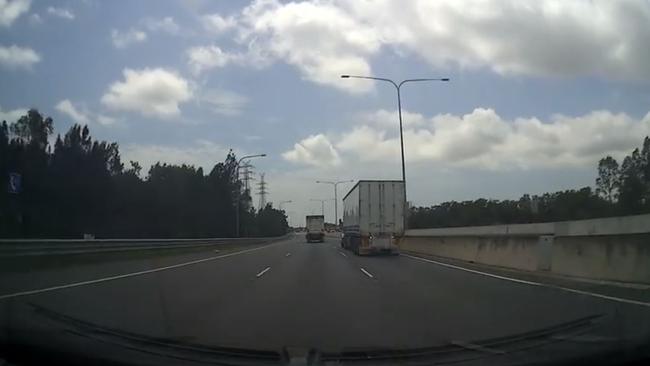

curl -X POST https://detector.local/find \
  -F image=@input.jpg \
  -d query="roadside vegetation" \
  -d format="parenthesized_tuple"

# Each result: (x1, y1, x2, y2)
(0, 110, 288, 238)
(410, 137, 650, 228)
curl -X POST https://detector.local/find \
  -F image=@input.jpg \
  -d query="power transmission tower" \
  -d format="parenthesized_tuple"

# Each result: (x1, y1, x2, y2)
(240, 163, 255, 193)
(239, 162, 255, 211)
(257, 173, 268, 210)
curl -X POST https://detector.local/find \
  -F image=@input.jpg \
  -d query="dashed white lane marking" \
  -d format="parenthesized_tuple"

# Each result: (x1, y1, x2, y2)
(360, 268, 374, 278)
(285, 252, 291, 257)
(256, 267, 271, 278)
(402, 254, 650, 308)
(213, 250, 220, 253)
(338, 251, 347, 258)
(0, 243, 280, 301)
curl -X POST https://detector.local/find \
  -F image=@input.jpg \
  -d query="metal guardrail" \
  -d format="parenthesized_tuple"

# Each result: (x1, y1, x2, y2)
(0, 235, 291, 257)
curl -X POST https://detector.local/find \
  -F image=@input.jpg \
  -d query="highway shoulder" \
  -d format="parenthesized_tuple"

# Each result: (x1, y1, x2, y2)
(402, 250, 650, 306)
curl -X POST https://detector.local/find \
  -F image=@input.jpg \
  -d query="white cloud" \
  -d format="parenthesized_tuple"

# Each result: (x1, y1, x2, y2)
(0, 105, 27, 122)
(101, 68, 192, 119)
(235, 0, 378, 93)
(122, 140, 230, 172)
(0, 0, 30, 27)
(28, 13, 40, 24)
(355, 0, 650, 81)
(110, 18, 178, 49)
(283, 134, 341, 167)
(334, 108, 650, 170)
(197, 0, 650, 92)
(360, 109, 427, 128)
(111, 28, 147, 48)
(199, 89, 248, 116)
(55, 99, 118, 126)
(96, 115, 116, 126)
(0, 45, 40, 69)
(337, 125, 397, 162)
(202, 13, 236, 34)
(46, 6, 74, 20)
(55, 99, 90, 124)
(143, 16, 179, 34)
(187, 45, 239, 75)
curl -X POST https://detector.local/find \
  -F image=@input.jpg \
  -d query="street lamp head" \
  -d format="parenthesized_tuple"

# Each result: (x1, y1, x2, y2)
(239, 153, 266, 163)
(340, 75, 350, 78)
(441, 78, 450, 81)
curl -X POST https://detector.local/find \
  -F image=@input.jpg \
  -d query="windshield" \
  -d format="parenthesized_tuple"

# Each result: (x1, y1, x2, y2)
(2, 1, 650, 365)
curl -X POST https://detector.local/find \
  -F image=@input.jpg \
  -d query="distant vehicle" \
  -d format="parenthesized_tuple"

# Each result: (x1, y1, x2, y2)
(305, 215, 325, 243)
(341, 180, 404, 255)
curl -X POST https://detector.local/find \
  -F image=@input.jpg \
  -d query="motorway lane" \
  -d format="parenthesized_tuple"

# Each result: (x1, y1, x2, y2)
(2, 234, 650, 353)
(0, 242, 273, 295)
(351, 250, 650, 344)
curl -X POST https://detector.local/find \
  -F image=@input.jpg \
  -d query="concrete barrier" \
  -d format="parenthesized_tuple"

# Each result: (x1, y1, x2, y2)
(402, 214, 650, 284)
(406, 222, 554, 237)
(401, 235, 540, 271)
(550, 235, 650, 283)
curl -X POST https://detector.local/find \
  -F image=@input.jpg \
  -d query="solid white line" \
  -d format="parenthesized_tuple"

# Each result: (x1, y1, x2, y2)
(256, 267, 271, 278)
(360, 268, 374, 278)
(402, 254, 650, 308)
(0, 243, 279, 301)
(285, 252, 291, 257)
(402, 254, 540, 286)
(338, 251, 347, 258)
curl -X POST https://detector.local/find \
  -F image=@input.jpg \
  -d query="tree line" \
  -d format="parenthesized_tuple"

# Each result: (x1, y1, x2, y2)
(0, 109, 288, 238)
(409, 137, 650, 228)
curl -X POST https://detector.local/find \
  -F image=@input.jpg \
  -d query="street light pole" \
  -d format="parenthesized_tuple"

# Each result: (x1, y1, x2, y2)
(316, 180, 354, 228)
(235, 153, 266, 237)
(340, 75, 449, 229)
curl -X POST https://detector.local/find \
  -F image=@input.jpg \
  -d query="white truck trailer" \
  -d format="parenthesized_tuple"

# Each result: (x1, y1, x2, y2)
(341, 180, 404, 255)
(305, 215, 325, 243)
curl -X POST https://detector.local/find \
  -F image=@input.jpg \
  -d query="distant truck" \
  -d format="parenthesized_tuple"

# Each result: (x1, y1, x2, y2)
(341, 180, 404, 255)
(305, 215, 325, 243)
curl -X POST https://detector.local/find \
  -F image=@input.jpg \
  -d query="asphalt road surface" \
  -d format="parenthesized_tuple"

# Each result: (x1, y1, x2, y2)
(2, 234, 650, 361)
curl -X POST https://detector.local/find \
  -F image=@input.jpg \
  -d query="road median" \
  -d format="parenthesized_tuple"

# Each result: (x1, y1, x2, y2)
(0, 235, 290, 257)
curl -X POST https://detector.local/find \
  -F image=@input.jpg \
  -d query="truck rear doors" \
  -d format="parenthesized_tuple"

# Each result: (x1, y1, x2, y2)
(366, 182, 401, 251)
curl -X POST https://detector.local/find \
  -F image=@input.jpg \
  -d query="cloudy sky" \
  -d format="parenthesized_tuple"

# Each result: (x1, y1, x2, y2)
(2, 0, 650, 226)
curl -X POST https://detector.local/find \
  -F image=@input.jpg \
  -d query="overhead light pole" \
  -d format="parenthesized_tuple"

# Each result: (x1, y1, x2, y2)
(235, 153, 266, 237)
(340, 74, 449, 229)
(316, 180, 354, 228)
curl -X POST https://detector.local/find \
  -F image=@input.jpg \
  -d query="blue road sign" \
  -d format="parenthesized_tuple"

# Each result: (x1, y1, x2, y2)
(8, 173, 21, 194)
